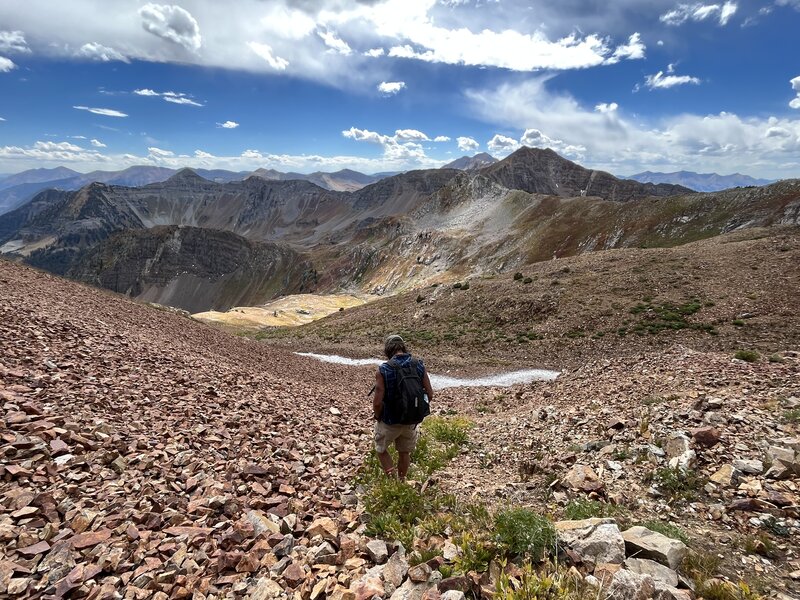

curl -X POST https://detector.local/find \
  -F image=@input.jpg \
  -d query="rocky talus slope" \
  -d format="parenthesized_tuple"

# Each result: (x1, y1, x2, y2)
(0, 259, 374, 599)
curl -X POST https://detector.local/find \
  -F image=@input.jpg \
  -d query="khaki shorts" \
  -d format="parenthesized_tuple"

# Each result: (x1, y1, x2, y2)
(374, 421, 419, 454)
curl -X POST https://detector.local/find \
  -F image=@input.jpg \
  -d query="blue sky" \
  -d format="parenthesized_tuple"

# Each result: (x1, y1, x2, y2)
(0, 0, 799, 178)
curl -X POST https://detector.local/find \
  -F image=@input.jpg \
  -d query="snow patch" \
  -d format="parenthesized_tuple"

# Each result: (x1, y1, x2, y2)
(295, 352, 560, 388)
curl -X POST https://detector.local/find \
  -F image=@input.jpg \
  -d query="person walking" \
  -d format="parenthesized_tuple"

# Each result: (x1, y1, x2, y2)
(372, 334, 433, 480)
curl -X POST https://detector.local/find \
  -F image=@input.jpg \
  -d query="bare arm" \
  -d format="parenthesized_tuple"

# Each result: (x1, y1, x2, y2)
(373, 369, 385, 420)
(423, 371, 433, 404)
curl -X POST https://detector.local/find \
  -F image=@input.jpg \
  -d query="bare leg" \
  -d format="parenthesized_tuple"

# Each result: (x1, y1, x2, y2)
(398, 452, 411, 480)
(377, 451, 396, 477)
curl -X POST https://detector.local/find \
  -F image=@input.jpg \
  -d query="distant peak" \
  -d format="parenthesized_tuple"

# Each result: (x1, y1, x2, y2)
(167, 168, 207, 183)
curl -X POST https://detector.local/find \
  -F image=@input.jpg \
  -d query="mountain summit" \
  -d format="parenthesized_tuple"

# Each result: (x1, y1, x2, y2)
(481, 147, 691, 201)
(442, 153, 498, 170)
(628, 170, 774, 192)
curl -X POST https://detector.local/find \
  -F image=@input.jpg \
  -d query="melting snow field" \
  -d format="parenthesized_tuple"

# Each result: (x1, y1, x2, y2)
(295, 352, 560, 389)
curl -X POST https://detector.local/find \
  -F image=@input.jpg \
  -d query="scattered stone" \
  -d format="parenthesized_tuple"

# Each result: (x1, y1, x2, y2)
(690, 426, 721, 448)
(733, 459, 763, 475)
(561, 464, 604, 493)
(624, 558, 679, 587)
(607, 569, 656, 600)
(621, 527, 688, 570)
(554, 518, 625, 567)
(366, 539, 389, 564)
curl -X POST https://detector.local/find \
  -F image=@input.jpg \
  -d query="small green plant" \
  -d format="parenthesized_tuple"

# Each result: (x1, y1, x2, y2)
(495, 560, 592, 600)
(651, 467, 705, 501)
(783, 409, 800, 424)
(453, 531, 495, 573)
(734, 350, 760, 363)
(768, 353, 785, 363)
(638, 520, 690, 545)
(732, 319, 745, 327)
(514, 272, 524, 281)
(423, 416, 472, 446)
(681, 550, 722, 585)
(564, 499, 622, 520)
(494, 508, 556, 560)
(409, 547, 441, 566)
(365, 514, 415, 549)
(698, 580, 765, 600)
(742, 533, 778, 558)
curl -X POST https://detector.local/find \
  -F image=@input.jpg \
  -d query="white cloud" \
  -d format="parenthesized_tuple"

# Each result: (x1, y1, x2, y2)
(248, 41, 289, 71)
(0, 30, 30, 53)
(163, 94, 203, 106)
(364, 47, 385, 57)
(342, 126, 439, 164)
(378, 81, 406, 95)
(259, 5, 317, 40)
(595, 102, 619, 113)
(218, 121, 240, 129)
(434, 135, 451, 142)
(0, 57, 16, 72)
(139, 3, 202, 52)
(644, 69, 702, 89)
(457, 136, 479, 152)
(90, 139, 106, 148)
(133, 89, 203, 107)
(605, 33, 645, 64)
(73, 105, 128, 117)
(790, 76, 800, 109)
(660, 2, 738, 26)
(466, 77, 800, 179)
(487, 134, 520, 156)
(395, 129, 430, 142)
(0, 117, 5, 121)
(76, 42, 128, 62)
(148, 146, 175, 158)
(194, 149, 214, 158)
(317, 29, 352, 55)
(0, 140, 108, 165)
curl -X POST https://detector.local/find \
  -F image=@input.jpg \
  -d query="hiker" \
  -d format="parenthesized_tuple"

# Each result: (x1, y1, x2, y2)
(373, 334, 433, 480)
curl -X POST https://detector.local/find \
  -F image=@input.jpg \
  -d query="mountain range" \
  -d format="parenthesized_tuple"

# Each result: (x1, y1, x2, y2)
(628, 170, 774, 192)
(1, 147, 797, 312)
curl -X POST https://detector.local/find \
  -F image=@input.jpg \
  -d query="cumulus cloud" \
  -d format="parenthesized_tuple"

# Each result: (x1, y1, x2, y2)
(605, 33, 646, 64)
(73, 105, 128, 117)
(133, 89, 203, 107)
(194, 149, 214, 158)
(434, 135, 451, 142)
(317, 29, 352, 55)
(660, 2, 738, 26)
(148, 146, 175, 158)
(466, 77, 800, 178)
(644, 68, 702, 89)
(342, 126, 443, 164)
(364, 48, 385, 57)
(0, 57, 15, 72)
(0, 117, 5, 121)
(217, 121, 240, 129)
(139, 3, 202, 52)
(248, 42, 289, 71)
(487, 134, 520, 156)
(76, 42, 128, 63)
(457, 136, 479, 152)
(790, 76, 800, 109)
(90, 139, 106, 148)
(595, 102, 619, 113)
(0, 140, 108, 165)
(0, 30, 30, 53)
(378, 81, 406, 95)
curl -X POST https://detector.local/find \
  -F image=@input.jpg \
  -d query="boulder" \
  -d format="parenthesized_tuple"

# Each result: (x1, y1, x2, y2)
(607, 569, 656, 600)
(665, 434, 696, 471)
(709, 465, 736, 486)
(690, 427, 720, 448)
(249, 577, 284, 600)
(366, 539, 389, 564)
(624, 558, 679, 587)
(554, 518, 625, 567)
(561, 464, 604, 493)
(307, 517, 339, 542)
(383, 549, 410, 588)
(351, 576, 385, 600)
(621, 526, 688, 570)
(732, 459, 763, 475)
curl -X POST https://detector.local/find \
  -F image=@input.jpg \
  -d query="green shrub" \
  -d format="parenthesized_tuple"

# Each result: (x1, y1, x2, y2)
(768, 353, 785, 363)
(495, 561, 592, 600)
(423, 416, 472, 445)
(651, 467, 705, 501)
(564, 499, 622, 521)
(365, 514, 415, 549)
(735, 350, 760, 363)
(732, 319, 745, 327)
(783, 409, 800, 424)
(453, 531, 494, 573)
(363, 478, 428, 525)
(494, 509, 556, 560)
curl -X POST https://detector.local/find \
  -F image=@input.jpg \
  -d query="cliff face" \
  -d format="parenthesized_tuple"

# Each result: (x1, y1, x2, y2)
(67, 226, 314, 312)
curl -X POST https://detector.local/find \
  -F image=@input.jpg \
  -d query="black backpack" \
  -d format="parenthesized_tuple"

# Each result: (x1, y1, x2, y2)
(386, 358, 430, 425)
